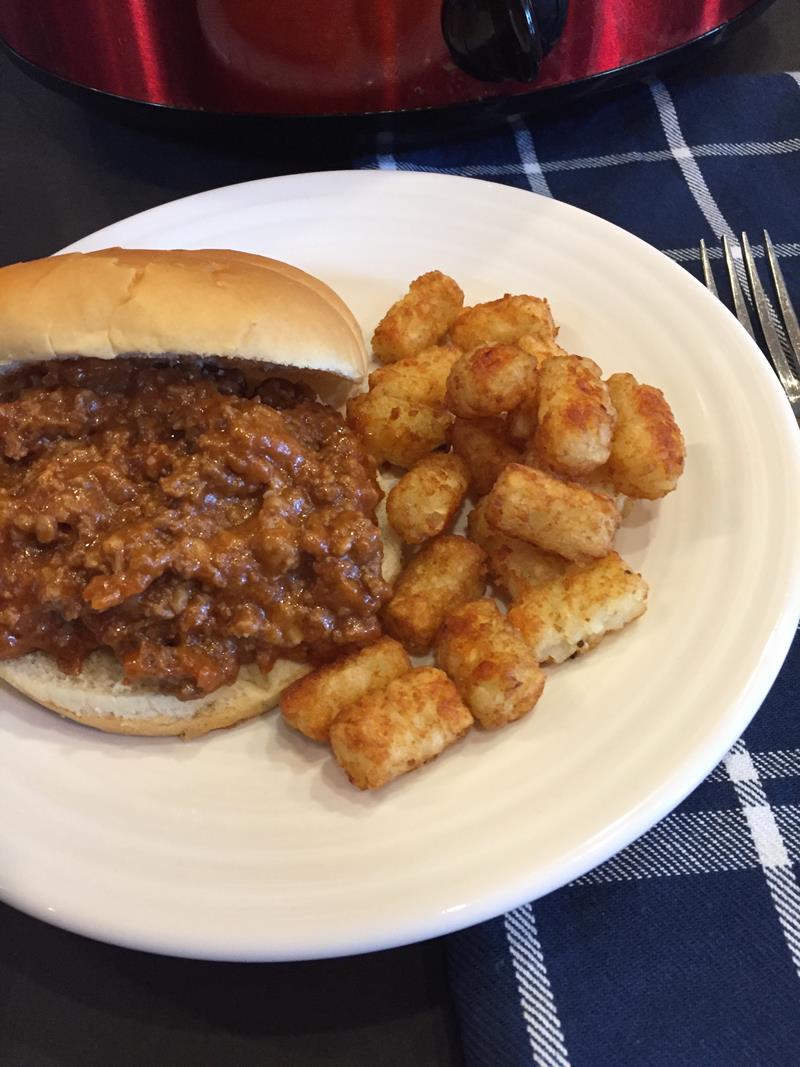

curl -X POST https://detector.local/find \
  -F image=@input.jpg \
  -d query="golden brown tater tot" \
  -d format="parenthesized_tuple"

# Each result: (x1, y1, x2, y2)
(507, 552, 648, 664)
(445, 343, 538, 418)
(281, 637, 411, 742)
(368, 344, 461, 407)
(437, 598, 545, 728)
(451, 294, 557, 352)
(534, 355, 616, 477)
(486, 464, 619, 561)
(387, 452, 470, 544)
(383, 534, 487, 654)
(346, 390, 452, 468)
(606, 373, 686, 499)
(372, 272, 464, 364)
(330, 667, 473, 790)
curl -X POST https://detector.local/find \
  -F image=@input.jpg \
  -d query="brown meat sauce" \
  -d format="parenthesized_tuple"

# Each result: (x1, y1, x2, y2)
(0, 359, 389, 699)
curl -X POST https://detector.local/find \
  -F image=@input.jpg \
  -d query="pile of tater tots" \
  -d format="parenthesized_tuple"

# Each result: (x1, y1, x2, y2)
(281, 271, 686, 791)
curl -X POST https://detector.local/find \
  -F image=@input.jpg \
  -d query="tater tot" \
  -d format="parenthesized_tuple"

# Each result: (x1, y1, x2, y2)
(486, 464, 619, 561)
(606, 373, 686, 499)
(330, 667, 473, 790)
(436, 599, 545, 728)
(368, 344, 461, 407)
(451, 294, 557, 352)
(383, 534, 487, 654)
(508, 552, 648, 664)
(534, 355, 617, 477)
(448, 417, 521, 495)
(387, 452, 470, 544)
(445, 343, 538, 418)
(281, 637, 411, 742)
(372, 272, 464, 364)
(467, 497, 567, 597)
(346, 390, 452, 468)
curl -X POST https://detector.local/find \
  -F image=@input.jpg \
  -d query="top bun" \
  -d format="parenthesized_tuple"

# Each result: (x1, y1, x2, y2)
(0, 247, 367, 381)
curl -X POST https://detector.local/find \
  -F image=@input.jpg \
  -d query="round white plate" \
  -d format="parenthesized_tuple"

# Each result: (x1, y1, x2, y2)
(2, 171, 800, 961)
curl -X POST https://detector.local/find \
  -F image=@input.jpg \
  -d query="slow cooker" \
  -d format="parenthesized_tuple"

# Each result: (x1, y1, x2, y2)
(0, 0, 776, 117)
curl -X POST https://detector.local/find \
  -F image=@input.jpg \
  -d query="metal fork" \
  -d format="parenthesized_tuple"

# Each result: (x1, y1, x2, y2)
(700, 232, 800, 421)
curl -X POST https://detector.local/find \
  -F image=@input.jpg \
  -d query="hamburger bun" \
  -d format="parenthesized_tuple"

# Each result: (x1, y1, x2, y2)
(0, 247, 385, 739)
(0, 246, 367, 381)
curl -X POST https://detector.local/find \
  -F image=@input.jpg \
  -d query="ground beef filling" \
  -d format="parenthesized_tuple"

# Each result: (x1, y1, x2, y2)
(0, 359, 389, 700)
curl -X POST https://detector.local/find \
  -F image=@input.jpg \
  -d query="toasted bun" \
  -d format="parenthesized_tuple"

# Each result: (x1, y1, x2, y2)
(0, 247, 367, 381)
(0, 653, 312, 740)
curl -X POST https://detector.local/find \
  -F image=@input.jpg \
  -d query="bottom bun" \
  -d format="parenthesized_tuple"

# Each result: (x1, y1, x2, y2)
(0, 652, 310, 739)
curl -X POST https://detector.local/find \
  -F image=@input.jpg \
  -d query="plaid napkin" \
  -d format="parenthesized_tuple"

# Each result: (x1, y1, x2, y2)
(358, 72, 800, 1066)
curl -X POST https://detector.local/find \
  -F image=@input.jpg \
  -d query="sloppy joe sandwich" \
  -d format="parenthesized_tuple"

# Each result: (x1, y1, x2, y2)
(0, 247, 394, 737)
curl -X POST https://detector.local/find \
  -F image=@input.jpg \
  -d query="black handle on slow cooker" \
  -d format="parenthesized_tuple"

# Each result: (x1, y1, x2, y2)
(441, 0, 568, 83)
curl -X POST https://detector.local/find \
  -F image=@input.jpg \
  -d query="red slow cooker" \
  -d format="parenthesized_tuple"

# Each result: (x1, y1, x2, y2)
(0, 0, 775, 117)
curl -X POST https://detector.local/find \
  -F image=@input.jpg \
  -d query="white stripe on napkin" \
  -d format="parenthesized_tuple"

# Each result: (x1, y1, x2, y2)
(542, 139, 800, 171)
(572, 808, 758, 884)
(510, 117, 553, 197)
(725, 739, 800, 979)
(649, 81, 730, 238)
(708, 747, 800, 781)
(360, 138, 800, 178)
(505, 904, 571, 1066)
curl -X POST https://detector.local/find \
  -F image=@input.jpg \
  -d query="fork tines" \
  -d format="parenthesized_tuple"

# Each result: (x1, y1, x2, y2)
(700, 232, 800, 417)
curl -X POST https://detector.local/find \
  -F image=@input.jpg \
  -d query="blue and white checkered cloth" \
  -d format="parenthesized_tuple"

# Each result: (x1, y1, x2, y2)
(359, 71, 800, 1066)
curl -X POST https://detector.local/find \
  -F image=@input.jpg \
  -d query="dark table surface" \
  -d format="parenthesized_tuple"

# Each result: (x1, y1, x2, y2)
(1, 4, 799, 1063)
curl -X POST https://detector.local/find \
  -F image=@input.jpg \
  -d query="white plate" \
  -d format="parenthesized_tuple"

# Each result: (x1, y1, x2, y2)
(2, 171, 799, 961)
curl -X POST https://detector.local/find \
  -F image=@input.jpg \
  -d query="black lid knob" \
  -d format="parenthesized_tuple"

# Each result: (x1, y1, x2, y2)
(442, 0, 567, 83)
